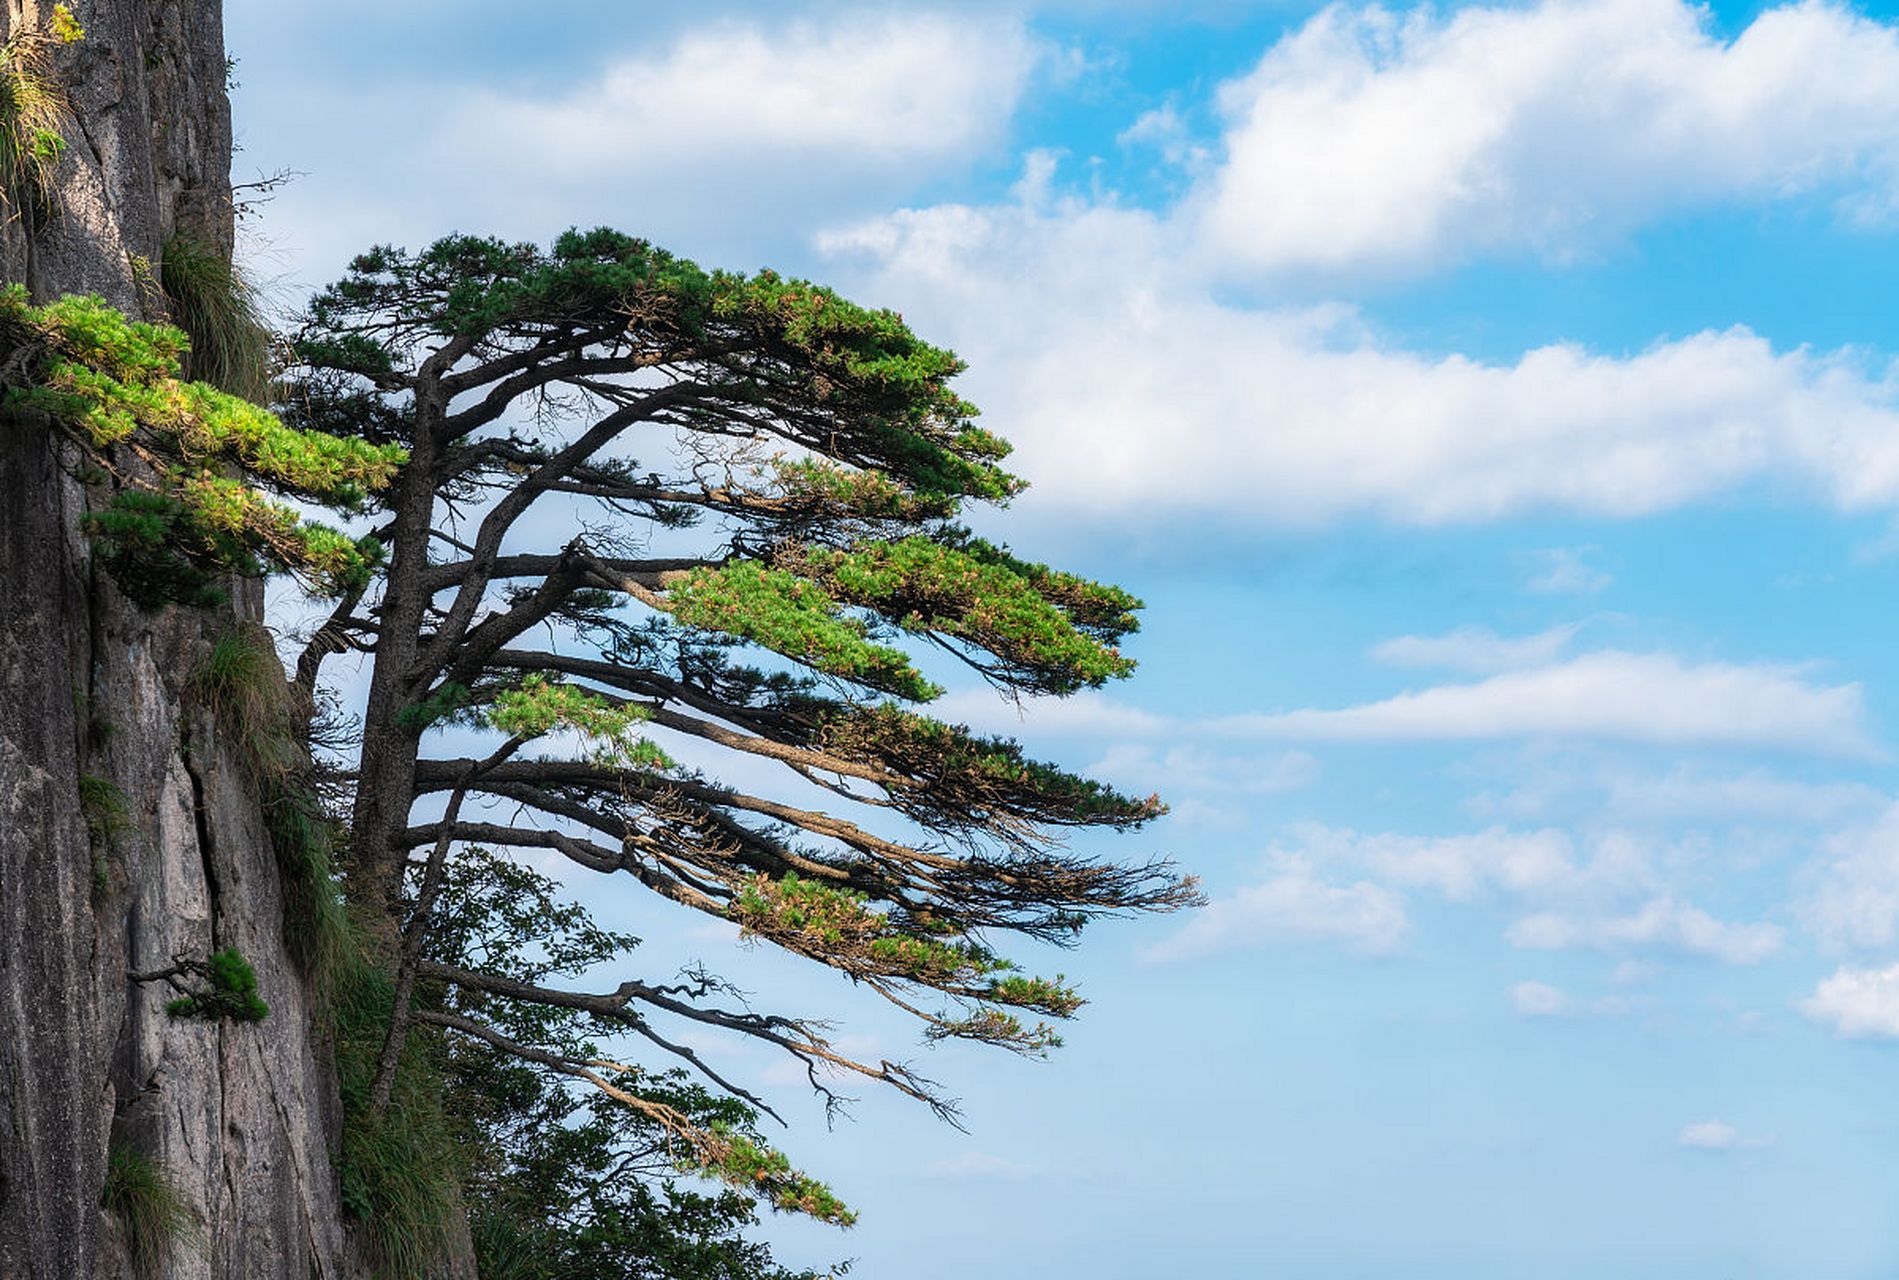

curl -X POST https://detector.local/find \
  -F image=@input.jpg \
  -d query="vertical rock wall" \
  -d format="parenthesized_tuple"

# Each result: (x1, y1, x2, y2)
(0, 2, 357, 1276)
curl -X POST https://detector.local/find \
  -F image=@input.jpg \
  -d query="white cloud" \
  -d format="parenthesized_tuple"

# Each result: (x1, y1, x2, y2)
(923, 1150, 1039, 1181)
(1087, 744, 1320, 797)
(926, 687, 1171, 741)
(1215, 651, 1878, 757)
(1509, 980, 1573, 1016)
(1293, 823, 1597, 903)
(463, 13, 1032, 167)
(245, 10, 1037, 288)
(1799, 963, 1899, 1038)
(1373, 623, 1581, 673)
(1677, 1120, 1764, 1151)
(826, 199, 1899, 532)
(1507, 979, 1640, 1016)
(1507, 898, 1784, 964)
(1468, 758, 1886, 827)
(1197, 0, 1899, 278)
(1143, 855, 1409, 961)
(1799, 804, 1899, 952)
(1524, 548, 1614, 596)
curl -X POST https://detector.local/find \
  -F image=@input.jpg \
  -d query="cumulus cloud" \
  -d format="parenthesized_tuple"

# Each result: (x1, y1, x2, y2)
(1372, 623, 1582, 673)
(1197, 0, 1899, 278)
(1216, 651, 1877, 756)
(1799, 963, 1899, 1038)
(244, 10, 1038, 286)
(826, 200, 1899, 531)
(1143, 855, 1409, 961)
(1507, 898, 1784, 964)
(450, 13, 1033, 171)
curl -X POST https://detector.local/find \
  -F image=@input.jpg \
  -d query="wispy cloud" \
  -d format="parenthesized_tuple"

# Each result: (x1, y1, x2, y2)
(923, 1151, 1039, 1181)
(1216, 652, 1878, 757)
(1678, 1120, 1767, 1151)
(1523, 548, 1614, 596)
(1507, 980, 1638, 1017)
(1142, 855, 1409, 961)
(1507, 899, 1784, 964)
(1373, 623, 1583, 674)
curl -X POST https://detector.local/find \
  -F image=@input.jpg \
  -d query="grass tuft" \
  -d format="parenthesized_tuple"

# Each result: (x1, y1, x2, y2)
(160, 235, 272, 402)
(332, 944, 462, 1278)
(0, 29, 66, 224)
(101, 1142, 204, 1274)
(78, 772, 132, 845)
(192, 626, 298, 781)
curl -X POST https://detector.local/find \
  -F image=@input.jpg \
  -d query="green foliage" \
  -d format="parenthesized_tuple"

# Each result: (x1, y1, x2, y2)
(696, 1128, 854, 1224)
(775, 536, 1135, 694)
(731, 873, 1081, 1029)
(435, 850, 851, 1279)
(164, 947, 269, 1022)
(667, 561, 942, 701)
(814, 701, 1164, 831)
(102, 1142, 203, 1273)
(394, 681, 471, 729)
(160, 234, 272, 401)
(49, 5, 85, 45)
(304, 228, 1016, 510)
(261, 782, 351, 983)
(485, 674, 672, 767)
(0, 288, 401, 608)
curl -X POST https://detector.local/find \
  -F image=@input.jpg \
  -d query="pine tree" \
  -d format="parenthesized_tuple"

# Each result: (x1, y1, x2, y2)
(286, 228, 1200, 1221)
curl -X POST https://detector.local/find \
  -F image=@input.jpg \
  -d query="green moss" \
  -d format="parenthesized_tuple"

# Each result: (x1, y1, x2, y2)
(102, 1142, 203, 1272)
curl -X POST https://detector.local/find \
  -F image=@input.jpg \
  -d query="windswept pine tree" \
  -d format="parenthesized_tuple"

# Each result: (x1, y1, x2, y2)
(285, 229, 1200, 1246)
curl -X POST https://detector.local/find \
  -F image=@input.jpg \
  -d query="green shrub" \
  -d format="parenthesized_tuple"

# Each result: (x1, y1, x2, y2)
(163, 947, 268, 1023)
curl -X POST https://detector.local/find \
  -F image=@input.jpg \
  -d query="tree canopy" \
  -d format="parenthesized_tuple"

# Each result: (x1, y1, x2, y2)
(274, 227, 1200, 1268)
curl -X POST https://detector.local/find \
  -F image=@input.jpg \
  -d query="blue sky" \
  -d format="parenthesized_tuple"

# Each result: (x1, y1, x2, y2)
(235, 1, 1899, 1274)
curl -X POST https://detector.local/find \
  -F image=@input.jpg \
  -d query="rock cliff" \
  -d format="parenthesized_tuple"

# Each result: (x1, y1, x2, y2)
(0, 2, 356, 1275)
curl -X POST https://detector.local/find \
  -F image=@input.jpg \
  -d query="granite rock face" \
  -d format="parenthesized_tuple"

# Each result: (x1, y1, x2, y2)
(0, 3, 358, 1276)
